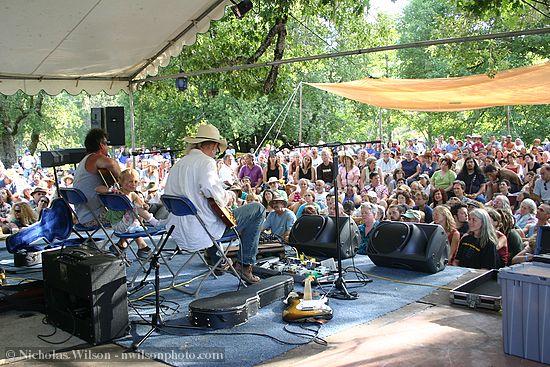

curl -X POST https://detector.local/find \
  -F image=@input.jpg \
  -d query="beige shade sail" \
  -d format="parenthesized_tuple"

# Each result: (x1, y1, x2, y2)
(306, 62, 550, 112)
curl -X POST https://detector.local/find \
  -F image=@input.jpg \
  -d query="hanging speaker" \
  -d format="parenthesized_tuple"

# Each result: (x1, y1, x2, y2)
(103, 106, 125, 146)
(367, 221, 449, 273)
(288, 215, 359, 259)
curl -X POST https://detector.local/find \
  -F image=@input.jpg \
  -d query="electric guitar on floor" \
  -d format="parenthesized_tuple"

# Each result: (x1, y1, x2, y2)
(282, 276, 333, 323)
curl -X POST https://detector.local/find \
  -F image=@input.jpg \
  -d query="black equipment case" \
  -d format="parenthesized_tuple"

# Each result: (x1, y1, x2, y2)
(449, 269, 501, 311)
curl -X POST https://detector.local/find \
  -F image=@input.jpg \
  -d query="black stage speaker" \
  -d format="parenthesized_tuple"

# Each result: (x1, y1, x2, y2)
(90, 106, 125, 146)
(288, 215, 359, 259)
(42, 247, 128, 344)
(367, 221, 449, 273)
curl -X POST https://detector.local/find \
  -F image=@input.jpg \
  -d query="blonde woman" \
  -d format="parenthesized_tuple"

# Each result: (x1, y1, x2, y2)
(432, 205, 460, 263)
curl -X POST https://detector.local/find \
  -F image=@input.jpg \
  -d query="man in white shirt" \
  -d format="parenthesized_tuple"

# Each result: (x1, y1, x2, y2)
(376, 149, 397, 175)
(218, 154, 237, 188)
(164, 124, 265, 284)
(533, 164, 550, 205)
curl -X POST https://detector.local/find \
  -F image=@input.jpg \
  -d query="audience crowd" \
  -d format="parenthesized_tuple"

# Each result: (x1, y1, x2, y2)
(2, 133, 550, 269)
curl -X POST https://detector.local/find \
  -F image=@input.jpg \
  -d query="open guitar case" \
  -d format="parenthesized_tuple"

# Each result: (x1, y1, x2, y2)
(5, 198, 82, 267)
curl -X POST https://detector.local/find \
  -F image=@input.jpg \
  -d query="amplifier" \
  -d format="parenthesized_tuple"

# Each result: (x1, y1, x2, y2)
(42, 247, 128, 344)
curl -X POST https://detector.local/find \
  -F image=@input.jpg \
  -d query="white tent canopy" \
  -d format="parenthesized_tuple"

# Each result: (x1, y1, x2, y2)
(0, 0, 230, 95)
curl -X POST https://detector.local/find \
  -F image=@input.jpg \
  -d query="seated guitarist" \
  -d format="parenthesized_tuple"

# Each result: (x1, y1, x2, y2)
(73, 128, 121, 227)
(164, 124, 265, 284)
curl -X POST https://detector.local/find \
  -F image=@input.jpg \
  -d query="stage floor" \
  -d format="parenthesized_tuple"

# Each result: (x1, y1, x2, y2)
(1, 268, 544, 367)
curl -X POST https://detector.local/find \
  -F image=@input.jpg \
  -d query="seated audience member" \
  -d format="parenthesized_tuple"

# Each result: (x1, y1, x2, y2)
(360, 157, 383, 190)
(397, 150, 421, 184)
(301, 204, 319, 216)
(28, 186, 48, 210)
(238, 153, 263, 193)
(521, 171, 536, 194)
(419, 151, 438, 177)
(450, 202, 469, 235)
(451, 180, 469, 204)
(418, 174, 431, 196)
(413, 191, 433, 223)
(261, 189, 275, 213)
(388, 168, 406, 192)
(296, 191, 321, 218)
(245, 192, 261, 204)
(8, 202, 37, 231)
(431, 156, 456, 194)
(294, 153, 316, 183)
(433, 205, 460, 263)
(496, 208, 524, 265)
(340, 184, 361, 210)
(337, 152, 360, 189)
(532, 164, 550, 204)
(514, 198, 537, 230)
(487, 194, 512, 212)
(34, 195, 50, 219)
(511, 237, 537, 264)
(429, 188, 448, 209)
(316, 149, 334, 187)
(486, 208, 509, 267)
(402, 209, 422, 223)
(387, 204, 407, 221)
(327, 194, 346, 217)
(263, 152, 283, 184)
(313, 180, 328, 213)
(289, 178, 311, 212)
(356, 202, 379, 255)
(266, 177, 288, 200)
(523, 203, 550, 238)
(362, 172, 389, 203)
(453, 208, 500, 269)
(262, 192, 296, 242)
(456, 156, 486, 203)
(483, 164, 522, 197)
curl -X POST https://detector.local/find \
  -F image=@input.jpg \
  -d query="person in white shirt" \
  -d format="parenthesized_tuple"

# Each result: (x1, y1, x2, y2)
(218, 154, 237, 188)
(164, 124, 265, 284)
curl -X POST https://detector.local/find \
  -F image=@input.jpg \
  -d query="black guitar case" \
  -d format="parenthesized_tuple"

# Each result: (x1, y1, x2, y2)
(188, 275, 294, 329)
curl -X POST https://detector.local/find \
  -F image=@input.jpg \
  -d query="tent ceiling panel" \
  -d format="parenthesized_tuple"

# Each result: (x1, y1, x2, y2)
(0, 0, 229, 95)
(306, 62, 550, 112)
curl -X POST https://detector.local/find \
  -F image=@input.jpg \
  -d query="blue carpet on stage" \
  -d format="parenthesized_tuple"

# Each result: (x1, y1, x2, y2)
(109, 239, 471, 367)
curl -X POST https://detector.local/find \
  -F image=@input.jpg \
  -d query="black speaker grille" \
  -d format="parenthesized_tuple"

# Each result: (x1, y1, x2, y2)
(290, 215, 326, 243)
(370, 221, 410, 254)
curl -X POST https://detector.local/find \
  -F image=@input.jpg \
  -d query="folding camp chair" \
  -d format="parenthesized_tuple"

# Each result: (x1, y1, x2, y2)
(161, 194, 246, 297)
(97, 192, 175, 286)
(58, 187, 111, 250)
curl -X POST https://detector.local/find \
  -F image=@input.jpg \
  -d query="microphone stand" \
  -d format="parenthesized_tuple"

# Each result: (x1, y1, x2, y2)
(296, 140, 381, 300)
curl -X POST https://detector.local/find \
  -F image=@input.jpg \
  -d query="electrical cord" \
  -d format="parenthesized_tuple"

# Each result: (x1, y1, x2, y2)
(37, 312, 75, 345)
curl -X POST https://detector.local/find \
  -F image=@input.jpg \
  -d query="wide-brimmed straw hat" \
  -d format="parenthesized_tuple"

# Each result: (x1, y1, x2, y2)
(184, 123, 227, 153)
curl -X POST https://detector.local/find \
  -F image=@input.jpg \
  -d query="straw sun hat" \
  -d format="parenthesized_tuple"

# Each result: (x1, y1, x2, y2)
(184, 124, 227, 153)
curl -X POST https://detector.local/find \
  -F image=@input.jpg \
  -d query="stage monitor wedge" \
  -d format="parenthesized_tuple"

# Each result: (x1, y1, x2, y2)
(288, 215, 359, 259)
(367, 221, 449, 273)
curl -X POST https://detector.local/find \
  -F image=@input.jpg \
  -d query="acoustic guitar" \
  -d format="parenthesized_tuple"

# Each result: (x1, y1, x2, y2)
(98, 168, 119, 189)
(207, 197, 237, 228)
(282, 276, 333, 323)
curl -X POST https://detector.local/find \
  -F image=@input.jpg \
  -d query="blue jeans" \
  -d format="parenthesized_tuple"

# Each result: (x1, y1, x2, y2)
(206, 202, 266, 266)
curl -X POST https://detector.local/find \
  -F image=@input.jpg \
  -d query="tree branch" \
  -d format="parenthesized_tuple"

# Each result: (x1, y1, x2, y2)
(263, 16, 288, 94)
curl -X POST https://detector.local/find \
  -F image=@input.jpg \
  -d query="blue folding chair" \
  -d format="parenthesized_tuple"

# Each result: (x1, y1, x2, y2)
(161, 194, 245, 297)
(58, 187, 111, 250)
(98, 192, 175, 286)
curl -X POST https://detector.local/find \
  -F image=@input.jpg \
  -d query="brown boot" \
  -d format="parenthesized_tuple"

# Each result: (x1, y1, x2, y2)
(233, 262, 260, 285)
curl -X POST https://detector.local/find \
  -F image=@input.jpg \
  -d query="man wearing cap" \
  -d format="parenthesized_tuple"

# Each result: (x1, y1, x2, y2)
(164, 123, 265, 284)
(266, 177, 288, 200)
(262, 192, 296, 242)
(73, 128, 121, 227)
(402, 209, 422, 223)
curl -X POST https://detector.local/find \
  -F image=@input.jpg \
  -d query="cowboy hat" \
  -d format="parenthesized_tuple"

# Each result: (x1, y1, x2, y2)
(184, 123, 227, 153)
(31, 186, 48, 197)
(269, 191, 288, 207)
(267, 177, 280, 184)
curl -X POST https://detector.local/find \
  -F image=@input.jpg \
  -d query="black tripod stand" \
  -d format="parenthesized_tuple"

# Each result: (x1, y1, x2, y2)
(130, 225, 191, 350)
(299, 140, 380, 300)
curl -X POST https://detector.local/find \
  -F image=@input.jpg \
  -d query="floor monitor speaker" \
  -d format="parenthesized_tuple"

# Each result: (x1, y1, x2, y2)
(367, 221, 449, 273)
(42, 247, 129, 344)
(288, 215, 359, 259)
